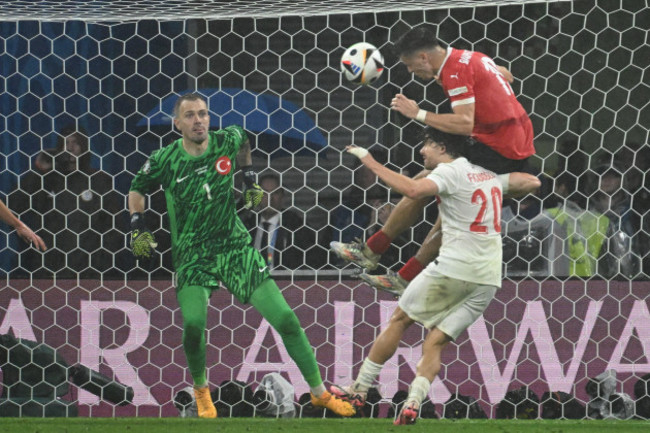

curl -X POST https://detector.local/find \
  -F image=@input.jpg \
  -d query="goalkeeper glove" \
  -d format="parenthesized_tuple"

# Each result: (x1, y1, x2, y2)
(130, 212, 158, 260)
(242, 166, 263, 209)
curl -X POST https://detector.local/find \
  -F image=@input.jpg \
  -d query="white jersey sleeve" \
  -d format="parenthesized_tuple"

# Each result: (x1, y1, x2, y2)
(427, 162, 458, 196)
(497, 173, 510, 196)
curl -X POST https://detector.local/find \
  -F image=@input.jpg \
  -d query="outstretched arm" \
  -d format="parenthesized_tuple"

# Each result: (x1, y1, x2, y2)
(0, 198, 47, 251)
(346, 146, 437, 200)
(501, 172, 541, 198)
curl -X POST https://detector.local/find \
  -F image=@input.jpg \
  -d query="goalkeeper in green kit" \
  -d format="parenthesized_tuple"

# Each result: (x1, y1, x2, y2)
(129, 93, 355, 419)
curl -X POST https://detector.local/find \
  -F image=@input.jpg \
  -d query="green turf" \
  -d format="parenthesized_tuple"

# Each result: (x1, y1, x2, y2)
(0, 418, 648, 433)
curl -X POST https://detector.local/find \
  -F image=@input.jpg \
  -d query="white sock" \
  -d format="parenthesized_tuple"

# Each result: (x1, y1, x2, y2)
(352, 357, 384, 392)
(310, 383, 326, 396)
(407, 376, 431, 406)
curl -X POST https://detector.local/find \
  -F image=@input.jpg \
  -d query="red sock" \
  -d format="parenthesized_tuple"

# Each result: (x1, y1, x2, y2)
(366, 230, 392, 254)
(398, 257, 425, 282)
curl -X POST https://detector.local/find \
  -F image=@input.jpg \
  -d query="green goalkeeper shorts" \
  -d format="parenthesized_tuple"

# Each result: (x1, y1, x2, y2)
(175, 244, 271, 304)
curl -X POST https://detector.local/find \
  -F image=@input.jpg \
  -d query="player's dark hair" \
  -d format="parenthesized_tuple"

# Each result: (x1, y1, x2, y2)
(393, 25, 445, 57)
(421, 126, 466, 159)
(173, 93, 207, 118)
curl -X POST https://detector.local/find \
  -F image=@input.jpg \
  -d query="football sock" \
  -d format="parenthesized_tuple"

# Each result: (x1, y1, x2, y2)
(177, 285, 211, 386)
(407, 376, 431, 406)
(367, 230, 392, 254)
(353, 357, 384, 392)
(398, 257, 426, 281)
(250, 278, 322, 388)
(310, 384, 326, 396)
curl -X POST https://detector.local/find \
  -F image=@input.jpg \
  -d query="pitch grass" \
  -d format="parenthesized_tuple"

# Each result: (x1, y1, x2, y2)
(1, 418, 649, 433)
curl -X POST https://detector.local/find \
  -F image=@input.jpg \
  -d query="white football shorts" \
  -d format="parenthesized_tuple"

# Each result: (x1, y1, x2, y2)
(398, 269, 497, 340)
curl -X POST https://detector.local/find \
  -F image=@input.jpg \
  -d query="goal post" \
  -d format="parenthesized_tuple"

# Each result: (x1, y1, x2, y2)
(1, 0, 649, 418)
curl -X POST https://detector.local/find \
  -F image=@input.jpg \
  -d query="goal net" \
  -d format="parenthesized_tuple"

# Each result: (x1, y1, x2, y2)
(1, 0, 648, 419)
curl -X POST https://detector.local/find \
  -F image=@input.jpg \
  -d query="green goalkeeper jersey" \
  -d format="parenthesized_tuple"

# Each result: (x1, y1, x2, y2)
(130, 126, 251, 270)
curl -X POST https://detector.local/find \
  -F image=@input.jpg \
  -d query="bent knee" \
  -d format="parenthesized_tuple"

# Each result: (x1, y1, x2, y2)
(183, 320, 206, 340)
(274, 310, 302, 336)
(390, 307, 415, 328)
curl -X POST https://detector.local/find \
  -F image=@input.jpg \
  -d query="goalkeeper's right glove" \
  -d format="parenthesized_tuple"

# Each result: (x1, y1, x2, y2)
(130, 212, 158, 260)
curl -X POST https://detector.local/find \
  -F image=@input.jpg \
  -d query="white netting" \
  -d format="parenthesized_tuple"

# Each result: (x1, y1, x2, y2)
(2, 0, 569, 21)
(1, 0, 649, 419)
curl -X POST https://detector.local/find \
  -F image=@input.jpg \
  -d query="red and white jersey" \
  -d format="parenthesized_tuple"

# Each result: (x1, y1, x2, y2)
(426, 157, 507, 287)
(438, 47, 535, 160)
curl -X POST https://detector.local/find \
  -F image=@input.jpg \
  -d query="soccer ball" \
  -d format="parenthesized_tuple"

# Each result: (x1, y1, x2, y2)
(340, 42, 384, 86)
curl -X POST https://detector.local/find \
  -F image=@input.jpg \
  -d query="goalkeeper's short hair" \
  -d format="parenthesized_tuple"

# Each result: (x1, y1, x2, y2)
(173, 92, 207, 118)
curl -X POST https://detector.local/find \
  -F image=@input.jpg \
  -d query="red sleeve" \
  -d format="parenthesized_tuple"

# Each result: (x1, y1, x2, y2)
(442, 57, 475, 108)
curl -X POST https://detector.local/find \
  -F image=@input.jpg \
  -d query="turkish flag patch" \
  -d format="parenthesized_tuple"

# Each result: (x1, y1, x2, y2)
(215, 156, 232, 175)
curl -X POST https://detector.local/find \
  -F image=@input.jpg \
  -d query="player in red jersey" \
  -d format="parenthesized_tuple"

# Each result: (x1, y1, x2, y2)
(391, 27, 534, 163)
(331, 25, 537, 295)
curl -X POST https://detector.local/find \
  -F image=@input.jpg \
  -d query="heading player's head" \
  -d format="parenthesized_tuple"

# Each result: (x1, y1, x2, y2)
(394, 25, 447, 82)
(173, 93, 210, 145)
(419, 126, 466, 169)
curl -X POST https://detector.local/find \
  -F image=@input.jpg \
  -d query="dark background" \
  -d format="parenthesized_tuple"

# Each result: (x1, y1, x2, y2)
(0, 0, 648, 278)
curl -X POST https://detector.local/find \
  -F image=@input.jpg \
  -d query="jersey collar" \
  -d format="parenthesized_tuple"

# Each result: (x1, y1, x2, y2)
(438, 46, 454, 77)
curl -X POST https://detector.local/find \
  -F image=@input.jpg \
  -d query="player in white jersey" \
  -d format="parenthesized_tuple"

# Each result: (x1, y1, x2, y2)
(425, 158, 504, 288)
(330, 127, 540, 425)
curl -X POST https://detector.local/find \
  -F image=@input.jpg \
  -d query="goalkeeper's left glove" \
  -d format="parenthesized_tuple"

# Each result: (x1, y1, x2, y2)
(130, 212, 158, 260)
(241, 166, 263, 209)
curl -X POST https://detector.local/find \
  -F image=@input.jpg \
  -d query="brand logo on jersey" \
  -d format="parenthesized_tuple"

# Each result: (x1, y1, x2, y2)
(448, 86, 468, 96)
(215, 156, 232, 175)
(450, 73, 459, 79)
(176, 175, 189, 183)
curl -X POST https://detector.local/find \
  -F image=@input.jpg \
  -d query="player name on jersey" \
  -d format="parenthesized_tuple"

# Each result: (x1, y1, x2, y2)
(466, 172, 497, 183)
